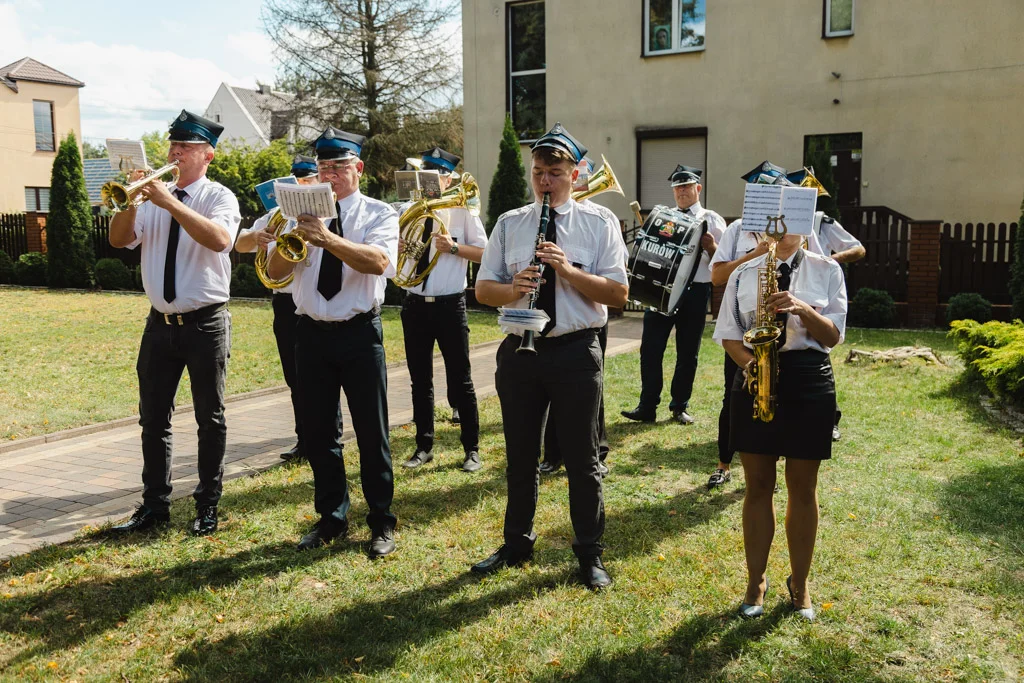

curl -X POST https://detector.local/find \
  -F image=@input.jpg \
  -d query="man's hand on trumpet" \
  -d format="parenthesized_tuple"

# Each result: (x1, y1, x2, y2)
(137, 175, 177, 210)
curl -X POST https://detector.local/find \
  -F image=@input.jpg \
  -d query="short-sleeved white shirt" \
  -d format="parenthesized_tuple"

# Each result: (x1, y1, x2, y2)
(805, 212, 862, 257)
(681, 201, 727, 283)
(401, 207, 488, 297)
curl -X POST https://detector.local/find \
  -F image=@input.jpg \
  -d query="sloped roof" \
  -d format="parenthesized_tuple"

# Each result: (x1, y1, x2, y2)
(83, 158, 118, 206)
(0, 57, 85, 92)
(209, 83, 321, 146)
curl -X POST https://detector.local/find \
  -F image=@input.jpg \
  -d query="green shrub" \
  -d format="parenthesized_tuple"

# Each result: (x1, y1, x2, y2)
(0, 250, 14, 284)
(384, 280, 405, 306)
(133, 265, 145, 291)
(46, 131, 95, 288)
(950, 319, 1024, 404)
(848, 287, 897, 328)
(95, 258, 133, 290)
(946, 292, 993, 326)
(14, 252, 48, 286)
(230, 263, 269, 299)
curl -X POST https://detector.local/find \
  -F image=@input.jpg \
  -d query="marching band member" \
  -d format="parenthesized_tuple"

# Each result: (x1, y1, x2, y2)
(399, 147, 488, 473)
(107, 110, 240, 536)
(621, 165, 725, 427)
(713, 223, 847, 622)
(471, 123, 629, 590)
(267, 128, 399, 558)
(235, 154, 319, 462)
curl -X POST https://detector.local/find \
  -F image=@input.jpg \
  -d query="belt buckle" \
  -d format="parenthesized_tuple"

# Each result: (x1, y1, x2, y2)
(424, 296, 436, 303)
(163, 313, 183, 325)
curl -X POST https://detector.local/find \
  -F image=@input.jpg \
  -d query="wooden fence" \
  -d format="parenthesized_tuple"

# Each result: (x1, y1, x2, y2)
(938, 221, 1018, 305)
(839, 206, 913, 302)
(0, 213, 27, 261)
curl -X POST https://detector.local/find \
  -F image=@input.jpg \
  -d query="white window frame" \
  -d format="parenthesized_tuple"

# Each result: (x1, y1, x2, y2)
(643, 0, 706, 57)
(823, 0, 855, 38)
(507, 0, 546, 142)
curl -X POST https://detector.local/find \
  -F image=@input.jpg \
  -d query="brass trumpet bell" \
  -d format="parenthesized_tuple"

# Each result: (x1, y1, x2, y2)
(573, 155, 624, 202)
(100, 161, 181, 213)
(254, 210, 308, 290)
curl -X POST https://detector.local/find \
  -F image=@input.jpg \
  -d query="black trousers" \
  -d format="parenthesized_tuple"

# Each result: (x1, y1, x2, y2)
(541, 323, 609, 465)
(717, 354, 740, 465)
(400, 293, 480, 453)
(137, 307, 230, 513)
(295, 314, 396, 532)
(638, 281, 712, 412)
(495, 330, 605, 558)
(272, 293, 301, 444)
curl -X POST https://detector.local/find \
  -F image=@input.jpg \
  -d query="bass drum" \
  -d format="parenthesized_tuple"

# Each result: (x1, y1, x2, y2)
(627, 205, 707, 314)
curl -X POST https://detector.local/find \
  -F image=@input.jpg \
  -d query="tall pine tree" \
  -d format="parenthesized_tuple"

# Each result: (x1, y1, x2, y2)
(1010, 189, 1024, 319)
(47, 131, 95, 288)
(486, 114, 529, 235)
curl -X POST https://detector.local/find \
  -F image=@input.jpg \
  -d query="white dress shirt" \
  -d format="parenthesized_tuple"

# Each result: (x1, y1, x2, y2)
(713, 249, 848, 353)
(805, 212, 862, 257)
(240, 208, 296, 295)
(291, 191, 399, 322)
(402, 207, 488, 297)
(128, 176, 241, 314)
(709, 218, 762, 268)
(478, 198, 629, 337)
(681, 200, 727, 283)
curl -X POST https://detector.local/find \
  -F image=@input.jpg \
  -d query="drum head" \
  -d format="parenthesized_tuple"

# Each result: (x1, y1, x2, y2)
(627, 206, 703, 314)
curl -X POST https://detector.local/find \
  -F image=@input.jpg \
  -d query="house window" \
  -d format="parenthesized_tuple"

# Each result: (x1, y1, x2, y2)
(507, 0, 545, 141)
(644, 0, 706, 56)
(823, 0, 854, 38)
(214, 113, 221, 123)
(25, 187, 51, 212)
(33, 100, 55, 152)
(636, 129, 707, 209)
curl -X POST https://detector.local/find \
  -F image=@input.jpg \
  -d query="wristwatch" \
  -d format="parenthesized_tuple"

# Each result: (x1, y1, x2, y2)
(449, 243, 459, 255)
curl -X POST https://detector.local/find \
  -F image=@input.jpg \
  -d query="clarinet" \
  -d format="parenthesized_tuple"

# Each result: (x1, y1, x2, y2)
(516, 192, 551, 355)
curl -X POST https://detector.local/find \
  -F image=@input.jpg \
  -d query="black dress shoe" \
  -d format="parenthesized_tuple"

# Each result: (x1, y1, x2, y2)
(403, 449, 433, 468)
(621, 406, 656, 423)
(538, 460, 562, 474)
(451, 408, 461, 425)
(297, 517, 349, 550)
(706, 468, 732, 490)
(190, 506, 219, 536)
(578, 556, 612, 590)
(462, 451, 482, 472)
(671, 409, 695, 425)
(368, 527, 396, 559)
(597, 461, 609, 478)
(280, 444, 304, 461)
(470, 545, 532, 575)
(108, 505, 169, 535)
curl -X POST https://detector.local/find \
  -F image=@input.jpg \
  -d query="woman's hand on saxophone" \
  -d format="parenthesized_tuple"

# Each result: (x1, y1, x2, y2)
(766, 291, 812, 317)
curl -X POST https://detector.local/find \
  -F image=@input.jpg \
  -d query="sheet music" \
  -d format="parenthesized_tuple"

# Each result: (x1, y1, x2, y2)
(740, 184, 817, 235)
(274, 182, 338, 220)
(105, 139, 147, 172)
(393, 170, 443, 201)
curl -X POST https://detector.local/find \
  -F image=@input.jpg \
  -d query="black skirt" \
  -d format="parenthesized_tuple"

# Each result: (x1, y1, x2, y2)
(729, 349, 836, 460)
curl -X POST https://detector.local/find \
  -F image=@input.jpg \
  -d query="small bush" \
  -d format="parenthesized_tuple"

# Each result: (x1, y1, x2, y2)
(946, 292, 992, 326)
(950, 319, 1024, 405)
(385, 280, 405, 306)
(848, 287, 897, 328)
(95, 258, 133, 290)
(133, 265, 145, 291)
(0, 250, 14, 284)
(231, 263, 269, 298)
(14, 252, 48, 286)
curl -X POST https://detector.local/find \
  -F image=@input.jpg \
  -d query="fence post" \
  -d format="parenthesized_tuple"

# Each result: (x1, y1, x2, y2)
(25, 211, 47, 254)
(907, 220, 941, 327)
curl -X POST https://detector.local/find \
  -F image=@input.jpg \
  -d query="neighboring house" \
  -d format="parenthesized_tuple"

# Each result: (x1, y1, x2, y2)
(204, 82, 319, 149)
(0, 57, 84, 213)
(461, 0, 1024, 224)
(82, 158, 118, 209)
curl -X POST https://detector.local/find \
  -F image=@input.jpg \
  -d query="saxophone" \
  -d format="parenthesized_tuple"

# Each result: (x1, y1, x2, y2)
(743, 217, 788, 422)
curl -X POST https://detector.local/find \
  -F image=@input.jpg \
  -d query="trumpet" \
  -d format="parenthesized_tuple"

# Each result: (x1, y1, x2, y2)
(254, 209, 307, 290)
(99, 161, 180, 213)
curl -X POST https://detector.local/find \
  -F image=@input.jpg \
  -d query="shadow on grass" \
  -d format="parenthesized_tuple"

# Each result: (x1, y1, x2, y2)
(928, 372, 1010, 435)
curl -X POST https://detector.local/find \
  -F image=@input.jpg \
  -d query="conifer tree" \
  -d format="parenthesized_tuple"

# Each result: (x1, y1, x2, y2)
(1010, 190, 1024, 319)
(47, 131, 95, 288)
(486, 114, 530, 235)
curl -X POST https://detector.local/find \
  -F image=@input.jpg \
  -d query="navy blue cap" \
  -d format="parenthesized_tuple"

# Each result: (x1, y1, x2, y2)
(669, 164, 702, 186)
(314, 127, 366, 160)
(168, 109, 224, 147)
(741, 160, 788, 184)
(420, 147, 460, 174)
(531, 122, 587, 163)
(291, 154, 318, 178)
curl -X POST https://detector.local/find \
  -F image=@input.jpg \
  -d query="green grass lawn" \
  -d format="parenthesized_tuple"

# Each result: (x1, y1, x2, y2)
(0, 289, 505, 442)
(1, 325, 1022, 681)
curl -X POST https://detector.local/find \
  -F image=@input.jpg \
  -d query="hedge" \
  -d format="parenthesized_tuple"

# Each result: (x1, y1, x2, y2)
(949, 319, 1024, 405)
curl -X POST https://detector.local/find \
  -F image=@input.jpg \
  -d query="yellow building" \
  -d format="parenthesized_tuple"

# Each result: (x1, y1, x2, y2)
(462, 0, 1024, 225)
(0, 57, 84, 213)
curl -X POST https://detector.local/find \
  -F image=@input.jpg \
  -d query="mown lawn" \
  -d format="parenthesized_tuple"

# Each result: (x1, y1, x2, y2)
(0, 289, 505, 442)
(0, 326, 1022, 681)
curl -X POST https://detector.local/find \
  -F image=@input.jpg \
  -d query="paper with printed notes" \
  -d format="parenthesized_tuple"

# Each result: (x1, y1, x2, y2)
(740, 184, 817, 235)
(273, 181, 338, 220)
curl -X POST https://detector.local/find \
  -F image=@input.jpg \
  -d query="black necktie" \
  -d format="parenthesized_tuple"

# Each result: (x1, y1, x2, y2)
(414, 217, 434, 286)
(163, 188, 189, 303)
(776, 262, 792, 348)
(317, 216, 344, 300)
(537, 210, 558, 336)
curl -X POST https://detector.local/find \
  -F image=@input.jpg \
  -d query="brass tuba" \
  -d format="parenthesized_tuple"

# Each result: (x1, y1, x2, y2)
(393, 173, 481, 288)
(100, 161, 180, 213)
(743, 216, 788, 422)
(254, 209, 307, 290)
(572, 154, 623, 202)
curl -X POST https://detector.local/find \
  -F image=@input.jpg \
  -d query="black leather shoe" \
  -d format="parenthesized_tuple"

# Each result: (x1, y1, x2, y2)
(451, 408, 461, 425)
(706, 468, 732, 490)
(671, 409, 695, 425)
(368, 527, 396, 559)
(462, 451, 482, 472)
(403, 449, 433, 468)
(108, 505, 169, 535)
(190, 506, 219, 536)
(832, 425, 841, 442)
(621, 406, 656, 423)
(297, 517, 349, 550)
(597, 461, 609, 478)
(470, 545, 532, 575)
(280, 444, 304, 461)
(578, 556, 612, 590)
(538, 460, 561, 474)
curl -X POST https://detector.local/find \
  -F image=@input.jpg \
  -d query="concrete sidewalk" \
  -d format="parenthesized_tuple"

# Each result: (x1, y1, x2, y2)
(0, 316, 643, 560)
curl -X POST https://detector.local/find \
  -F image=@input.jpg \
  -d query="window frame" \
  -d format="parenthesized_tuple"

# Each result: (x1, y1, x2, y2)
(642, 0, 706, 58)
(634, 126, 708, 210)
(32, 100, 56, 153)
(506, 0, 546, 143)
(822, 0, 855, 39)
(25, 186, 51, 213)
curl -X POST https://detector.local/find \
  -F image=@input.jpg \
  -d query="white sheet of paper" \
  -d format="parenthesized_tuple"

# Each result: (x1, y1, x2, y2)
(105, 139, 147, 172)
(740, 184, 817, 235)
(274, 182, 338, 220)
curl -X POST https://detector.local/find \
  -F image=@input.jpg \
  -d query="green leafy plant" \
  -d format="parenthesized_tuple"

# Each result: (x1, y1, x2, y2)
(848, 287, 897, 328)
(1009, 190, 1024, 319)
(946, 292, 992, 326)
(14, 252, 48, 286)
(486, 114, 530, 236)
(230, 263, 269, 298)
(0, 250, 14, 284)
(950, 319, 1024, 404)
(46, 131, 95, 288)
(94, 258, 133, 290)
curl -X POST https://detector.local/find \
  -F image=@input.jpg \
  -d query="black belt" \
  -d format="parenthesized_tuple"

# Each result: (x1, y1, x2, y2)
(407, 292, 465, 303)
(150, 302, 225, 326)
(301, 307, 380, 330)
(511, 327, 599, 347)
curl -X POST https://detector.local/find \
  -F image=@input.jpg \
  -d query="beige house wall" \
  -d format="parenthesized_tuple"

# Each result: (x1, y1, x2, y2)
(0, 80, 82, 212)
(463, 0, 1024, 225)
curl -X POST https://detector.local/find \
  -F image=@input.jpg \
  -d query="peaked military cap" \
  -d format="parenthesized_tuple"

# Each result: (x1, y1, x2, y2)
(420, 146, 460, 174)
(314, 127, 366, 160)
(741, 160, 788, 184)
(669, 164, 702, 186)
(168, 109, 224, 147)
(291, 154, 318, 178)
(531, 122, 587, 163)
